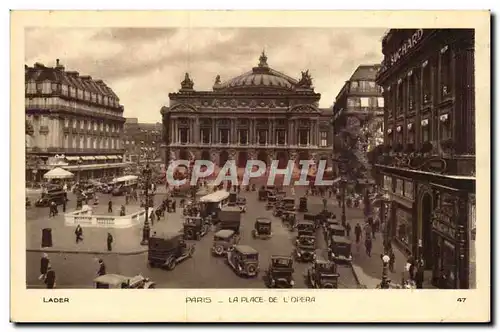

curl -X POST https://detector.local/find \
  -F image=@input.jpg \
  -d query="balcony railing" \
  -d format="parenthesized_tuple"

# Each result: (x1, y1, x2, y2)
(26, 147, 126, 154)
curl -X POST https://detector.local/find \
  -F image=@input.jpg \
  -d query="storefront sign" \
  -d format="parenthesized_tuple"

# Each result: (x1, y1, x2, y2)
(389, 29, 424, 67)
(432, 219, 456, 239)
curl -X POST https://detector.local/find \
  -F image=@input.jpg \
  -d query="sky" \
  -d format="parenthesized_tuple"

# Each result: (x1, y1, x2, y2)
(25, 27, 386, 123)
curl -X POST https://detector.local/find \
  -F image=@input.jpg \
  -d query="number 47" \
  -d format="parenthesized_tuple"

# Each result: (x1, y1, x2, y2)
(457, 298, 467, 302)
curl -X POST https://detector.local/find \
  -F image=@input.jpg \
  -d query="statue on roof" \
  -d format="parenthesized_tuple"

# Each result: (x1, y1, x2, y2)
(214, 75, 221, 85)
(297, 69, 313, 89)
(181, 72, 194, 90)
(258, 50, 268, 67)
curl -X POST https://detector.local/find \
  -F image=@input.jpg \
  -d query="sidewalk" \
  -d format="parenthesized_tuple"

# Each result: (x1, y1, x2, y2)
(26, 200, 186, 254)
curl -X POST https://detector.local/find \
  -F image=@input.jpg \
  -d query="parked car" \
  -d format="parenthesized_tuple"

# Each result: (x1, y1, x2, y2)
(298, 196, 308, 212)
(296, 221, 315, 238)
(305, 250, 340, 289)
(212, 229, 240, 256)
(251, 217, 272, 239)
(183, 216, 210, 240)
(226, 245, 260, 278)
(263, 255, 295, 288)
(93, 274, 156, 289)
(147, 232, 195, 270)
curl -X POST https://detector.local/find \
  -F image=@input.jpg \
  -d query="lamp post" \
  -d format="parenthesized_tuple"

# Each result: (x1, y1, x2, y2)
(380, 254, 390, 289)
(380, 191, 391, 250)
(140, 162, 153, 245)
(77, 159, 83, 183)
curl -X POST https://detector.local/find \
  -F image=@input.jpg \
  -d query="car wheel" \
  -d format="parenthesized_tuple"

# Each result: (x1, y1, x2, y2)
(246, 264, 257, 276)
(166, 258, 177, 270)
(323, 283, 334, 288)
(214, 245, 224, 256)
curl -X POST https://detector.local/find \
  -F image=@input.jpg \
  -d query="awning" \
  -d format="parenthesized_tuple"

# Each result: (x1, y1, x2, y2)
(105, 155, 115, 160)
(81, 156, 95, 161)
(114, 155, 123, 159)
(95, 156, 107, 160)
(43, 167, 74, 179)
(65, 156, 81, 161)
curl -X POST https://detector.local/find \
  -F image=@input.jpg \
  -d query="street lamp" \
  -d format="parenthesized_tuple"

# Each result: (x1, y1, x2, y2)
(380, 191, 391, 250)
(140, 162, 153, 246)
(77, 159, 83, 183)
(380, 254, 391, 289)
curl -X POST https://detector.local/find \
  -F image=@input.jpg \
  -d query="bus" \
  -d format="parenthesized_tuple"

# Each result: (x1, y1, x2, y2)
(111, 175, 139, 196)
(199, 189, 230, 217)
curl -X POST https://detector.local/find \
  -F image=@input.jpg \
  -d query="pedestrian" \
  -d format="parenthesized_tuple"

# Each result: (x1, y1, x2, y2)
(322, 198, 327, 211)
(365, 236, 372, 257)
(39, 253, 50, 280)
(96, 259, 108, 289)
(336, 194, 341, 207)
(125, 193, 129, 205)
(120, 205, 126, 216)
(354, 223, 362, 244)
(108, 200, 113, 213)
(415, 260, 425, 289)
(44, 265, 56, 289)
(75, 224, 83, 243)
(173, 200, 177, 213)
(107, 233, 113, 251)
(62, 198, 66, 213)
(407, 255, 416, 281)
(345, 222, 351, 237)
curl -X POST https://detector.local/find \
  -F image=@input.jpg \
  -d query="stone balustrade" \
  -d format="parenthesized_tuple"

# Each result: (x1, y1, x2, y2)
(64, 206, 153, 228)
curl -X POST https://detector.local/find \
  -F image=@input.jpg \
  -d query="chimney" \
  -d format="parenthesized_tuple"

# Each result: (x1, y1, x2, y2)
(55, 59, 65, 71)
(34, 62, 45, 69)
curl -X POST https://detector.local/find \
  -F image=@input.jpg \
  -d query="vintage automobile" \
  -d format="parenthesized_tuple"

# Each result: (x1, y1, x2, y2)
(258, 187, 268, 201)
(251, 217, 273, 239)
(93, 274, 156, 289)
(272, 205, 284, 217)
(216, 206, 242, 234)
(329, 235, 353, 263)
(296, 221, 316, 238)
(298, 196, 308, 212)
(294, 235, 316, 262)
(281, 197, 296, 211)
(326, 224, 347, 244)
(183, 216, 210, 240)
(266, 195, 277, 210)
(275, 189, 287, 199)
(226, 245, 260, 278)
(35, 189, 67, 207)
(305, 251, 340, 289)
(263, 255, 295, 288)
(236, 197, 247, 213)
(212, 229, 240, 256)
(147, 232, 195, 270)
(281, 211, 297, 228)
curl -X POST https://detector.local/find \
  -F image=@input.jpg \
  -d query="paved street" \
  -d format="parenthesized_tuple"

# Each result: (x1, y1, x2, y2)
(27, 185, 362, 289)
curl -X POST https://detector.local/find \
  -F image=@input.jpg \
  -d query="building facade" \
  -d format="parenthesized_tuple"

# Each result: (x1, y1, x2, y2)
(332, 65, 385, 182)
(161, 52, 334, 170)
(25, 60, 127, 182)
(375, 29, 476, 288)
(123, 118, 163, 164)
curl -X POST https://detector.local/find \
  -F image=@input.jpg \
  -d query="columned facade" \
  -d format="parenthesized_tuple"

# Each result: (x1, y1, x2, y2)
(161, 52, 333, 170)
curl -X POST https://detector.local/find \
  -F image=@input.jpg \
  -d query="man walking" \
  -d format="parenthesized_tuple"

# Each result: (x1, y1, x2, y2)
(96, 258, 108, 289)
(365, 236, 372, 257)
(44, 265, 56, 289)
(354, 223, 362, 244)
(108, 200, 113, 213)
(75, 224, 83, 244)
(39, 253, 50, 280)
(107, 233, 113, 252)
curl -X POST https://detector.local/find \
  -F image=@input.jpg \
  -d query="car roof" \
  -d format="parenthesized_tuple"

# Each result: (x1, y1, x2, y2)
(151, 231, 183, 240)
(221, 206, 241, 212)
(93, 274, 129, 285)
(315, 257, 331, 265)
(283, 197, 295, 201)
(271, 255, 292, 260)
(256, 217, 271, 224)
(299, 235, 316, 239)
(298, 220, 314, 225)
(214, 229, 235, 237)
(332, 235, 352, 244)
(234, 244, 258, 254)
(329, 224, 345, 230)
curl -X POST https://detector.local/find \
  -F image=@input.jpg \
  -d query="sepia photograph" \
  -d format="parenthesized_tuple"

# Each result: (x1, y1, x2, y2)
(11, 10, 490, 322)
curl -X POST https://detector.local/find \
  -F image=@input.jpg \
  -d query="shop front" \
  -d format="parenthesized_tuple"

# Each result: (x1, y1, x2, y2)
(430, 189, 470, 289)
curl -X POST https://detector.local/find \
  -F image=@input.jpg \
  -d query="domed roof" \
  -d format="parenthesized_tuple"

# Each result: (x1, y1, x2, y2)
(214, 52, 299, 92)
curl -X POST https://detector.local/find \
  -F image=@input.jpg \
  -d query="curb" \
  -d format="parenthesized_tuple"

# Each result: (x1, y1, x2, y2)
(26, 248, 148, 255)
(350, 264, 368, 289)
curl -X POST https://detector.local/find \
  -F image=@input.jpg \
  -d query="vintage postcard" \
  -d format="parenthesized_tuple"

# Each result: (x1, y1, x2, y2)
(11, 10, 490, 322)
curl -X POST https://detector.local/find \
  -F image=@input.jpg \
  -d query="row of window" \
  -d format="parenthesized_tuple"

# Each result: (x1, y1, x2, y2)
(124, 140, 159, 145)
(347, 97, 385, 108)
(63, 135, 121, 150)
(350, 80, 382, 93)
(386, 45, 452, 118)
(26, 81, 120, 108)
(386, 111, 452, 146)
(64, 118, 121, 133)
(173, 129, 330, 147)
